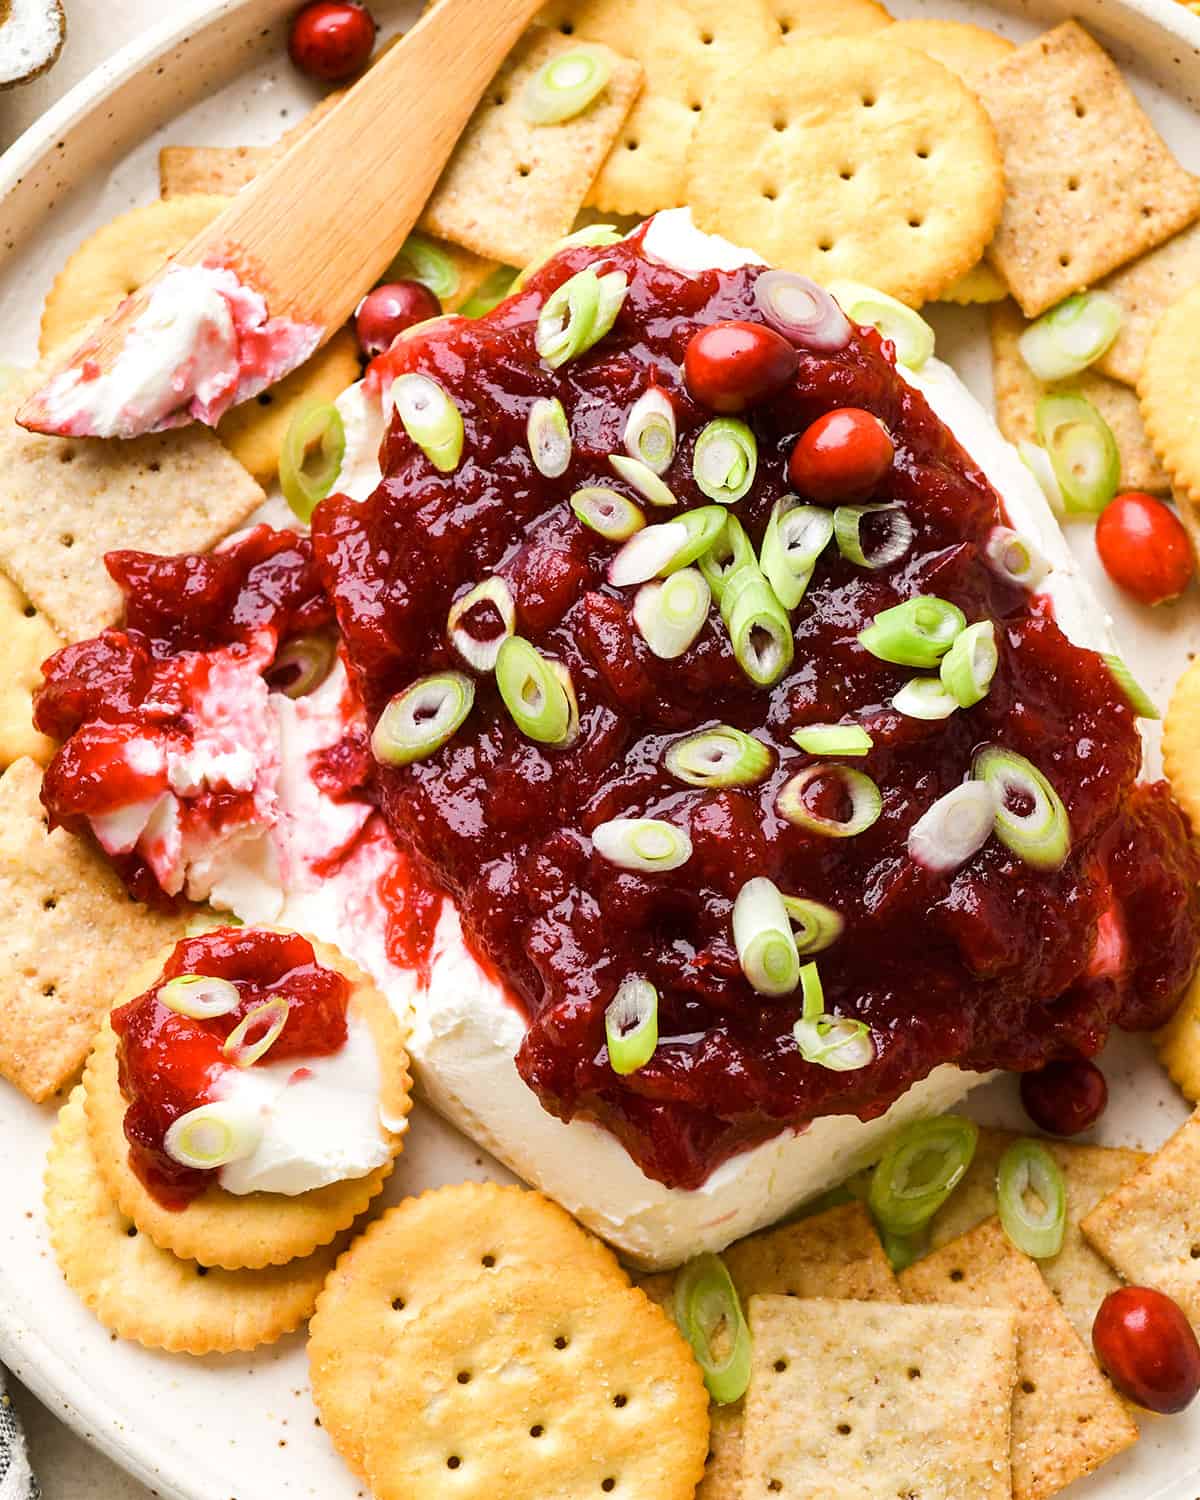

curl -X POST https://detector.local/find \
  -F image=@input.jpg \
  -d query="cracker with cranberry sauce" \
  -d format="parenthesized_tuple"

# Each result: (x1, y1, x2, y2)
(1138, 283, 1200, 510)
(990, 299, 1170, 496)
(973, 21, 1200, 319)
(0, 573, 60, 770)
(1094, 218, 1200, 387)
(362, 1268, 708, 1500)
(82, 938, 410, 1271)
(686, 37, 1004, 307)
(742, 1296, 1018, 1500)
(1082, 1108, 1200, 1327)
(45, 1086, 339, 1354)
(0, 364, 264, 642)
(886, 17, 1015, 86)
(0, 759, 187, 1104)
(901, 1219, 1139, 1500)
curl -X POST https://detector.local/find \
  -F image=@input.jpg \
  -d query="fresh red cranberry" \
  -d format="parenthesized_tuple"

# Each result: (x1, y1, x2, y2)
(1093, 1287, 1200, 1413)
(355, 280, 442, 356)
(288, 1, 376, 81)
(788, 407, 894, 503)
(1095, 492, 1193, 606)
(683, 320, 798, 413)
(1020, 1057, 1108, 1135)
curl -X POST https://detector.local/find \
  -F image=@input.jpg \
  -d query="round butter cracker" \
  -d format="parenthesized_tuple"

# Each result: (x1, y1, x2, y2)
(769, 0, 892, 44)
(1138, 284, 1200, 510)
(82, 934, 411, 1271)
(686, 37, 1005, 307)
(885, 18, 1015, 86)
(44, 1087, 338, 1354)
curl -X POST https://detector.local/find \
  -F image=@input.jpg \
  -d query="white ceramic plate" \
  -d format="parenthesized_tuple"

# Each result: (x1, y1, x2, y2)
(2, 2, 1200, 1496)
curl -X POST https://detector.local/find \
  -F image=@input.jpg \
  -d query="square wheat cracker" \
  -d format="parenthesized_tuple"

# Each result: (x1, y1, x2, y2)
(0, 758, 186, 1102)
(1094, 218, 1200, 387)
(1082, 1108, 1200, 1326)
(418, 26, 642, 268)
(742, 1295, 1018, 1500)
(0, 574, 59, 769)
(973, 21, 1200, 317)
(0, 364, 264, 641)
(902, 1219, 1138, 1500)
(990, 300, 1169, 495)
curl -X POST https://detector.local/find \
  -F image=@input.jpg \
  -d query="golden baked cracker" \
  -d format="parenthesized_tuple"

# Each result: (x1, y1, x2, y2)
(902, 1220, 1138, 1500)
(0, 759, 186, 1103)
(0, 573, 59, 769)
(742, 1295, 1018, 1500)
(309, 1182, 624, 1477)
(0, 364, 264, 642)
(1095, 219, 1200, 387)
(45, 1087, 338, 1354)
(539, 0, 778, 216)
(990, 300, 1170, 496)
(1161, 656, 1200, 914)
(887, 17, 1015, 85)
(83, 938, 410, 1271)
(418, 26, 642, 268)
(1138, 284, 1200, 510)
(939, 261, 1010, 305)
(1082, 1108, 1200, 1325)
(974, 21, 1200, 318)
(687, 38, 1004, 307)
(157, 91, 348, 199)
(767, 0, 891, 44)
(362, 1268, 709, 1500)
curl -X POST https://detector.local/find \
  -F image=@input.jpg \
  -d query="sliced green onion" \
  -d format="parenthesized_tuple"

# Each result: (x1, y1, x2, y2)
(1035, 394, 1119, 515)
(496, 637, 574, 745)
(693, 419, 757, 504)
(664, 726, 772, 788)
(388, 232, 459, 300)
(733, 876, 800, 996)
(777, 763, 882, 838)
(673, 1253, 751, 1405)
(571, 485, 645, 541)
(972, 746, 1070, 870)
(163, 1102, 262, 1170)
(513, 224, 623, 292)
(868, 1116, 979, 1236)
(592, 816, 692, 873)
(792, 961, 874, 1071)
(624, 388, 677, 475)
(985, 526, 1050, 591)
(834, 503, 913, 569)
(859, 596, 966, 668)
(447, 577, 515, 672)
(184, 910, 243, 938)
(548, 659, 581, 748)
(761, 499, 834, 609)
(1102, 653, 1159, 720)
(721, 568, 794, 688)
(1017, 292, 1123, 382)
(527, 396, 572, 477)
(825, 279, 935, 369)
(881, 1228, 927, 1273)
(604, 977, 658, 1075)
(279, 399, 346, 523)
(997, 1139, 1066, 1258)
(1018, 440, 1066, 516)
(609, 452, 677, 508)
(609, 520, 690, 586)
(780, 896, 844, 954)
(393, 373, 464, 472)
(222, 996, 290, 1069)
(698, 514, 755, 601)
(939, 620, 998, 708)
(792, 723, 873, 757)
(267, 633, 337, 699)
(459, 265, 518, 318)
(159, 973, 240, 1020)
(892, 676, 959, 721)
(524, 44, 612, 124)
(372, 672, 475, 765)
(536, 266, 628, 369)
(634, 569, 711, 658)
(908, 781, 998, 873)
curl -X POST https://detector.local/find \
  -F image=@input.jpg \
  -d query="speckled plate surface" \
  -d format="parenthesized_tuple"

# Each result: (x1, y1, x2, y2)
(1, 2, 1199, 1496)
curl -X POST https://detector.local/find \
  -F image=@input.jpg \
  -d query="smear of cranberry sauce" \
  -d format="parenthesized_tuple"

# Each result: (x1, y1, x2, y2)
(312, 224, 1200, 1190)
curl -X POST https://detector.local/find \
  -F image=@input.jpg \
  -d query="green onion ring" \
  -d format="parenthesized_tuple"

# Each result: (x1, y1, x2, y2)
(858, 596, 966, 668)
(222, 996, 290, 1069)
(633, 569, 711, 659)
(1035, 393, 1120, 515)
(548, 659, 581, 748)
(868, 1116, 980, 1236)
(392, 373, 465, 472)
(698, 514, 756, 602)
(972, 745, 1070, 870)
(761, 499, 834, 609)
(984, 526, 1050, 591)
(592, 816, 692, 873)
(891, 676, 959, 721)
(372, 672, 476, 766)
(791, 723, 873, 757)
(881, 1228, 928, 1273)
(447, 577, 516, 673)
(1102, 653, 1159, 720)
(1018, 291, 1123, 382)
(1018, 440, 1066, 516)
(609, 520, 690, 586)
(733, 875, 801, 997)
(163, 1102, 263, 1170)
(496, 637, 574, 745)
(721, 567, 794, 688)
(664, 725, 773, 788)
(571, 485, 645, 541)
(777, 762, 882, 838)
(267, 633, 337, 700)
(693, 418, 758, 505)
(536, 267, 629, 369)
(939, 620, 998, 708)
(825, 279, 936, 369)
(624, 388, 677, 475)
(279, 399, 346, 523)
(387, 231, 459, 300)
(673, 1253, 752, 1405)
(792, 960, 875, 1071)
(159, 973, 240, 1020)
(513, 224, 623, 292)
(907, 780, 998, 873)
(780, 895, 844, 954)
(609, 452, 678, 508)
(524, 44, 613, 124)
(997, 1138, 1066, 1258)
(527, 395, 572, 477)
(604, 977, 659, 1075)
(833, 503, 913, 569)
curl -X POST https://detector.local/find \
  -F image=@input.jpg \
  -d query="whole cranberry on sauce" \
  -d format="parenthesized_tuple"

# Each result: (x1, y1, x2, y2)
(1093, 1286, 1200, 1413)
(289, 1, 376, 80)
(356, 280, 442, 356)
(683, 320, 798, 413)
(1095, 492, 1193, 606)
(788, 407, 894, 503)
(1020, 1057, 1108, 1136)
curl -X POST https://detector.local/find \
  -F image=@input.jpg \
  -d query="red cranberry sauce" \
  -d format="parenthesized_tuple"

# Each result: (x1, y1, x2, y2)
(313, 227, 1200, 1191)
(112, 928, 349, 1207)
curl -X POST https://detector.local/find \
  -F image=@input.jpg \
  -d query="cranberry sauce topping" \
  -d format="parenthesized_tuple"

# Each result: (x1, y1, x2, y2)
(113, 928, 349, 1207)
(313, 228, 1200, 1191)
